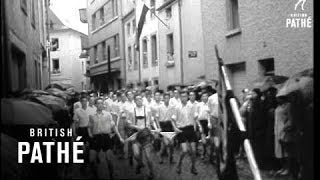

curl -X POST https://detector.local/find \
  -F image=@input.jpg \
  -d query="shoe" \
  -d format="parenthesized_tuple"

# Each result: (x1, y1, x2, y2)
(148, 173, 154, 180)
(159, 160, 164, 164)
(129, 156, 133, 166)
(136, 165, 142, 174)
(176, 165, 181, 174)
(170, 157, 176, 164)
(279, 169, 289, 176)
(275, 168, 284, 175)
(191, 167, 198, 175)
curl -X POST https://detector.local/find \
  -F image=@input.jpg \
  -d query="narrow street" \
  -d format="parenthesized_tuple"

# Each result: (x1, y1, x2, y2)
(67, 147, 293, 180)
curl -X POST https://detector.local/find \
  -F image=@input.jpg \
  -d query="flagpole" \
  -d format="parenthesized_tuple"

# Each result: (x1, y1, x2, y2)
(152, 11, 170, 29)
(215, 45, 262, 180)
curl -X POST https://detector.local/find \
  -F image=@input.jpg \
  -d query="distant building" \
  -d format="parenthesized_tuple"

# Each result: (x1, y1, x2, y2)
(49, 9, 88, 92)
(86, 0, 125, 93)
(122, 0, 138, 88)
(135, 0, 160, 89)
(157, 0, 205, 90)
(201, 0, 313, 99)
(1, 0, 50, 96)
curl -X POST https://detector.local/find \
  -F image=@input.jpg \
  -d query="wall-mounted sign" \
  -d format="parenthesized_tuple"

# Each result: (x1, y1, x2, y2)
(188, 51, 197, 58)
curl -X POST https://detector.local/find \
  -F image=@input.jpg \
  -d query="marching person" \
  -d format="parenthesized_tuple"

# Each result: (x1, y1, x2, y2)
(126, 94, 155, 179)
(122, 90, 137, 165)
(196, 92, 212, 160)
(169, 89, 181, 107)
(188, 91, 200, 156)
(72, 95, 91, 174)
(208, 86, 219, 164)
(155, 92, 177, 164)
(172, 91, 198, 175)
(88, 98, 124, 179)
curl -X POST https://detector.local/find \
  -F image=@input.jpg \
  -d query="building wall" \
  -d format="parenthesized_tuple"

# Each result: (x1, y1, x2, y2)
(87, 0, 125, 91)
(136, 0, 160, 86)
(50, 30, 86, 92)
(158, 1, 182, 90)
(4, 0, 49, 92)
(180, 0, 205, 85)
(201, 0, 313, 98)
(122, 8, 139, 85)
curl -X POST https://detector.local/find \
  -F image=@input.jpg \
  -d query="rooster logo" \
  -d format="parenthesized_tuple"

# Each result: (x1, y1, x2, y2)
(294, 0, 306, 10)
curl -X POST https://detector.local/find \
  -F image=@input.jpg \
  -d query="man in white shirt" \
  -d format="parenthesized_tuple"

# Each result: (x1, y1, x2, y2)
(172, 91, 198, 175)
(169, 89, 181, 107)
(154, 92, 176, 164)
(196, 92, 212, 160)
(88, 98, 123, 179)
(72, 95, 91, 173)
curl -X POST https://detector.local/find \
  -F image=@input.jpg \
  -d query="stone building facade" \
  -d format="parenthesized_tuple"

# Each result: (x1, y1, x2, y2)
(1, 0, 50, 96)
(201, 0, 313, 98)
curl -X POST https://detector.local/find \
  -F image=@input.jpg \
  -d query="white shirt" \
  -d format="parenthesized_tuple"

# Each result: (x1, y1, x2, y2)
(73, 107, 91, 127)
(208, 93, 218, 118)
(87, 105, 97, 116)
(173, 103, 197, 128)
(169, 97, 181, 107)
(197, 101, 210, 120)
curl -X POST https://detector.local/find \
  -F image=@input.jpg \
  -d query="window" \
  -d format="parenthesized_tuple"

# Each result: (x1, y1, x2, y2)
(92, 13, 96, 30)
(127, 22, 131, 35)
(20, 0, 28, 15)
(132, 19, 136, 34)
(165, 7, 172, 19)
(31, 0, 36, 28)
(93, 46, 98, 63)
(133, 44, 138, 70)
(114, 34, 119, 57)
(166, 33, 174, 61)
(259, 58, 274, 76)
(102, 42, 106, 60)
(112, 0, 118, 17)
(128, 46, 132, 70)
(99, 8, 105, 25)
(150, 0, 155, 18)
(142, 38, 148, 68)
(51, 38, 59, 51)
(151, 34, 158, 66)
(144, 81, 149, 87)
(52, 58, 60, 74)
(228, 0, 240, 30)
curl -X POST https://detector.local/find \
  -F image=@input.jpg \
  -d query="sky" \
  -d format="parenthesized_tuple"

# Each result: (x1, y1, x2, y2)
(49, 0, 88, 34)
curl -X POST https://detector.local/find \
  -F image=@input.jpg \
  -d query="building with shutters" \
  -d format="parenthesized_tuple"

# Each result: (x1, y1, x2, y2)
(49, 9, 89, 92)
(86, 0, 125, 92)
(1, 0, 50, 96)
(201, 0, 313, 99)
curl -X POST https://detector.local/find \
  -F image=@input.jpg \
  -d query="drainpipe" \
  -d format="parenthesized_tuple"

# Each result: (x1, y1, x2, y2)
(178, 0, 184, 84)
(45, 0, 51, 85)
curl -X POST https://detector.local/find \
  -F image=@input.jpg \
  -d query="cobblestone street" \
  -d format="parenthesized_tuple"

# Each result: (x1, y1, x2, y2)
(67, 147, 294, 180)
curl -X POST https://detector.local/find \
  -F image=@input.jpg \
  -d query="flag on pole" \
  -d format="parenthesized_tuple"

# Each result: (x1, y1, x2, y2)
(216, 48, 239, 180)
(135, 4, 149, 50)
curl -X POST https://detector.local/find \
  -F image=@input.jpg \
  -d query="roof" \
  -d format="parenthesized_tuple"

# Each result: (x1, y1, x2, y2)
(49, 8, 87, 37)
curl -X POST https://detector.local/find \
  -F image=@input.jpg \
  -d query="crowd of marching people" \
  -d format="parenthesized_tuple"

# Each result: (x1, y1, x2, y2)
(71, 86, 220, 179)
(70, 71, 313, 180)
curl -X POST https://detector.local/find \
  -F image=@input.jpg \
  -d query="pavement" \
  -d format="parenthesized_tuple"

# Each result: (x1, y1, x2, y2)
(65, 146, 294, 180)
